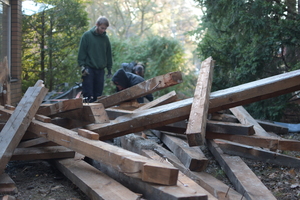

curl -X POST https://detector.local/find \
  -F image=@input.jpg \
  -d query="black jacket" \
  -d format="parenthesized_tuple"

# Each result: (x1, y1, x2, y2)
(111, 69, 153, 103)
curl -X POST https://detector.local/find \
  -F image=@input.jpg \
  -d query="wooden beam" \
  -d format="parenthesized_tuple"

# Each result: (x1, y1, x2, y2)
(186, 56, 214, 146)
(55, 153, 140, 200)
(37, 98, 83, 116)
(17, 137, 49, 148)
(0, 80, 48, 174)
(11, 146, 75, 161)
(230, 106, 271, 137)
(141, 149, 211, 200)
(96, 71, 183, 108)
(120, 133, 243, 200)
(0, 173, 17, 194)
(156, 120, 255, 136)
(92, 149, 209, 200)
(134, 91, 178, 111)
(207, 140, 277, 200)
(215, 139, 300, 168)
(86, 69, 300, 141)
(206, 132, 300, 151)
(256, 119, 288, 134)
(154, 132, 208, 172)
(78, 128, 100, 140)
(52, 103, 110, 124)
(25, 119, 179, 186)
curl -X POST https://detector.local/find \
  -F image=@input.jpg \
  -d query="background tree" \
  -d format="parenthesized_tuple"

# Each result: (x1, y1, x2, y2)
(193, 0, 300, 121)
(22, 0, 88, 92)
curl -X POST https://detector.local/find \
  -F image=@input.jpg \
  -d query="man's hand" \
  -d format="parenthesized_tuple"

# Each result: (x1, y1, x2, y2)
(81, 66, 89, 76)
(106, 69, 112, 78)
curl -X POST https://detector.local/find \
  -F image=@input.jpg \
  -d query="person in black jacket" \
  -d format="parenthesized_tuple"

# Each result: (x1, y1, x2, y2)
(111, 68, 153, 103)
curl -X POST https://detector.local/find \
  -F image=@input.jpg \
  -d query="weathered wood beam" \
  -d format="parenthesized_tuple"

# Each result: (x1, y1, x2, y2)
(206, 132, 300, 151)
(156, 120, 255, 136)
(11, 146, 75, 161)
(52, 103, 110, 124)
(92, 156, 208, 200)
(25, 119, 178, 185)
(55, 153, 140, 200)
(0, 80, 48, 174)
(0, 173, 17, 194)
(141, 149, 211, 200)
(134, 90, 178, 111)
(87, 69, 300, 140)
(230, 106, 271, 137)
(215, 139, 300, 168)
(186, 56, 214, 146)
(153, 132, 208, 171)
(96, 71, 183, 108)
(120, 133, 243, 200)
(256, 119, 288, 134)
(37, 98, 83, 116)
(207, 140, 277, 200)
(17, 137, 49, 148)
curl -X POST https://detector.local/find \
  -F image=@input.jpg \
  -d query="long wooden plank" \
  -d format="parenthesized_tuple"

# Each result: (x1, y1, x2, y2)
(92, 150, 208, 200)
(134, 90, 177, 111)
(37, 98, 83, 116)
(230, 106, 271, 137)
(154, 132, 208, 171)
(11, 146, 75, 161)
(141, 150, 211, 200)
(0, 80, 48, 174)
(96, 71, 183, 108)
(206, 132, 300, 151)
(156, 120, 255, 135)
(55, 154, 140, 200)
(120, 133, 243, 200)
(207, 140, 277, 200)
(0, 173, 17, 194)
(215, 139, 300, 168)
(52, 103, 110, 124)
(25, 119, 178, 185)
(86, 69, 300, 140)
(186, 56, 214, 146)
(17, 137, 49, 148)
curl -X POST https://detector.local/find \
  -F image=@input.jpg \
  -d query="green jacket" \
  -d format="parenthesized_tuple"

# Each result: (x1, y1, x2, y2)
(78, 26, 112, 70)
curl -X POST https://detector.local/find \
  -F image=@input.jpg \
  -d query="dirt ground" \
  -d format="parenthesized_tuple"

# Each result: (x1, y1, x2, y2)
(1, 132, 300, 200)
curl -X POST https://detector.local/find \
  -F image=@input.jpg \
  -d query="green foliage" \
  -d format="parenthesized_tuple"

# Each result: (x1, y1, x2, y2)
(193, 0, 300, 120)
(22, 0, 89, 92)
(102, 35, 196, 98)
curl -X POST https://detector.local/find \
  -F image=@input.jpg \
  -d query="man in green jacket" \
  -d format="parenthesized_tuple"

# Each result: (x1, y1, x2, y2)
(78, 16, 112, 103)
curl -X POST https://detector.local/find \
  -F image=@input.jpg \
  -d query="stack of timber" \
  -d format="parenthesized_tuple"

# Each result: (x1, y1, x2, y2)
(1, 57, 300, 199)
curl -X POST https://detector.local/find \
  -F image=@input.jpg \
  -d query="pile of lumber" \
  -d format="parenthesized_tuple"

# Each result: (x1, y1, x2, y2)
(1, 57, 300, 200)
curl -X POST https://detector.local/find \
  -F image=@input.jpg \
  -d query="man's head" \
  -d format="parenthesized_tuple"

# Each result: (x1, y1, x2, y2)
(96, 16, 109, 34)
(133, 64, 145, 77)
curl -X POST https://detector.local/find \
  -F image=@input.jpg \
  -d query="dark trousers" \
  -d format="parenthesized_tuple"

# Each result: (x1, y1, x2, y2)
(82, 67, 105, 102)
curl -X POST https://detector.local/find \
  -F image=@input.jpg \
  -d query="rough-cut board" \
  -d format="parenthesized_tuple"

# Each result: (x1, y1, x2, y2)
(0, 173, 17, 194)
(206, 132, 300, 151)
(92, 153, 209, 200)
(120, 133, 243, 200)
(155, 120, 255, 136)
(186, 56, 214, 146)
(255, 119, 289, 134)
(26, 119, 179, 186)
(37, 98, 83, 116)
(0, 80, 48, 174)
(86, 69, 300, 141)
(215, 139, 300, 168)
(55, 154, 140, 200)
(207, 140, 277, 200)
(11, 146, 75, 161)
(229, 106, 271, 137)
(96, 71, 183, 108)
(17, 137, 49, 148)
(141, 149, 212, 200)
(52, 103, 110, 124)
(154, 132, 208, 172)
(134, 90, 178, 111)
